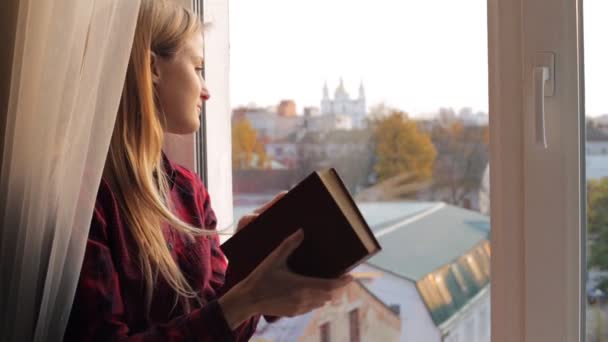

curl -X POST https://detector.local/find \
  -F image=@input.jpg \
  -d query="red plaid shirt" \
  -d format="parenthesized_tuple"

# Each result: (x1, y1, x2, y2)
(64, 153, 259, 341)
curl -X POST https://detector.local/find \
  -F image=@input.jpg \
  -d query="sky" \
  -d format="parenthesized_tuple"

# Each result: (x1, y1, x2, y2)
(229, 0, 607, 117)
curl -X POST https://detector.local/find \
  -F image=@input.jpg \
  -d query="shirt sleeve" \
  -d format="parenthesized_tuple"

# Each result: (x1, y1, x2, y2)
(196, 181, 261, 342)
(63, 204, 251, 342)
(199, 182, 282, 326)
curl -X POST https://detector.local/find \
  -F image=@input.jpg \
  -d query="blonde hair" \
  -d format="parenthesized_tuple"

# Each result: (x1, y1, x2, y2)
(104, 0, 212, 317)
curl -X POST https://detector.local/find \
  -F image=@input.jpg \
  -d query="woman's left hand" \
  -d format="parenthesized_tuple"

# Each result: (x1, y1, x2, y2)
(236, 191, 287, 233)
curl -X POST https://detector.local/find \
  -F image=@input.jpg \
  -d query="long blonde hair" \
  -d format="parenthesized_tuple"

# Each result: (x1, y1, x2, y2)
(104, 0, 213, 316)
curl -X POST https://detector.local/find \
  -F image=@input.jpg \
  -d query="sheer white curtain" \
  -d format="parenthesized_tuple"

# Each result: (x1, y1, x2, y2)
(0, 0, 141, 341)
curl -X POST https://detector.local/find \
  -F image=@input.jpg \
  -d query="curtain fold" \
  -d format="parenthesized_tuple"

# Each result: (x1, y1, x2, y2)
(0, 0, 141, 341)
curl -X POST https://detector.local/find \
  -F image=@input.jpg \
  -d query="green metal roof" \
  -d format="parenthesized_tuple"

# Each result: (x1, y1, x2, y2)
(358, 201, 436, 228)
(364, 203, 490, 281)
(235, 200, 490, 326)
(360, 202, 491, 326)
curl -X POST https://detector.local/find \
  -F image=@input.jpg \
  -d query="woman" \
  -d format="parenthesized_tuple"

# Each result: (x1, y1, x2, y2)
(63, 1, 352, 341)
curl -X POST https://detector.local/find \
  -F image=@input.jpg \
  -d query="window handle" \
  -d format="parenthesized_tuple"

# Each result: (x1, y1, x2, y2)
(534, 66, 550, 148)
(532, 52, 555, 149)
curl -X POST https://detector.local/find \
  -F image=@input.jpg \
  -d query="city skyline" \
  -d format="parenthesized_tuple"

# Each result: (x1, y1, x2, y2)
(229, 0, 607, 117)
(231, 78, 489, 118)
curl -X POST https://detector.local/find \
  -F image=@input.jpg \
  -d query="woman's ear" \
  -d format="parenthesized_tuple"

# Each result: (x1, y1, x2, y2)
(150, 51, 161, 84)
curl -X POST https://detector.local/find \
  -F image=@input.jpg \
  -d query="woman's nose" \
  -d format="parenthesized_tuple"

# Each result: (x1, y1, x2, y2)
(201, 88, 210, 101)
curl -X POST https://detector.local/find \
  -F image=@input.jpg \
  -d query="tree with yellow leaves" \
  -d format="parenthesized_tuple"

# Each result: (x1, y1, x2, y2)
(372, 111, 437, 182)
(231, 118, 269, 169)
(431, 118, 489, 207)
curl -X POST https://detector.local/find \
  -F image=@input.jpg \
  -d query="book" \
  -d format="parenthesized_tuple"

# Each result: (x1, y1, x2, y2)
(220, 168, 382, 291)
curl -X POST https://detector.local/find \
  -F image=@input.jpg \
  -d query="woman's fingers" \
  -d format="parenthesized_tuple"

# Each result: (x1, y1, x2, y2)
(236, 191, 287, 233)
(236, 190, 287, 233)
(266, 229, 304, 266)
(236, 213, 258, 232)
(244, 228, 356, 318)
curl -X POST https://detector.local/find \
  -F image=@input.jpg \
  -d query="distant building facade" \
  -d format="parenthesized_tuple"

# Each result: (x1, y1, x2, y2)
(321, 78, 367, 129)
(243, 202, 492, 342)
(251, 281, 401, 342)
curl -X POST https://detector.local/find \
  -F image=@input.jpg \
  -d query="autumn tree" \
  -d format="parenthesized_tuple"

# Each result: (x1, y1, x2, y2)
(325, 129, 375, 194)
(430, 120, 488, 207)
(231, 118, 269, 169)
(371, 111, 437, 183)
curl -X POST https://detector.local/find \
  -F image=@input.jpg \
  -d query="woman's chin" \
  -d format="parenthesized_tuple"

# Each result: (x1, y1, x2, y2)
(165, 119, 200, 135)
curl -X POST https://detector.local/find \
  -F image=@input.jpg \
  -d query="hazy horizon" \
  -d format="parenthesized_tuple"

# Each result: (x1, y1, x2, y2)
(229, 0, 607, 117)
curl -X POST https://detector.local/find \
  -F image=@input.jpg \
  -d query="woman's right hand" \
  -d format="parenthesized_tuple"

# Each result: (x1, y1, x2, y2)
(218, 229, 353, 329)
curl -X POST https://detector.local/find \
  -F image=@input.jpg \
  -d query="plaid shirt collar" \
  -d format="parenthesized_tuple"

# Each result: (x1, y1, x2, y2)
(161, 150, 176, 190)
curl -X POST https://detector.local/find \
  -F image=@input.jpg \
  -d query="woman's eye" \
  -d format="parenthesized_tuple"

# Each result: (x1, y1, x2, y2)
(195, 67, 204, 74)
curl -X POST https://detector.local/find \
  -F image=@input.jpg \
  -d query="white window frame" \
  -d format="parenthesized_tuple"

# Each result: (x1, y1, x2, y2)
(199, 0, 234, 241)
(164, 0, 234, 241)
(201, 0, 586, 340)
(488, 0, 584, 341)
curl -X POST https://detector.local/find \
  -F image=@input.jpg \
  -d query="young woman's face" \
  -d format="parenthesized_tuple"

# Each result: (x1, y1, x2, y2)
(153, 31, 209, 134)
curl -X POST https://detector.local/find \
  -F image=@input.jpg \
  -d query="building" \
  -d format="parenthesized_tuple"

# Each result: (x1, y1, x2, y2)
(303, 106, 321, 117)
(457, 107, 489, 127)
(303, 112, 353, 132)
(232, 105, 303, 141)
(296, 130, 372, 162)
(238, 202, 491, 342)
(265, 138, 298, 169)
(356, 202, 491, 342)
(321, 79, 367, 129)
(278, 100, 297, 117)
(251, 280, 401, 342)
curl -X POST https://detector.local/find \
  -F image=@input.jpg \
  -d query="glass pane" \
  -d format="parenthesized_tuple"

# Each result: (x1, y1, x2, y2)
(230, 1, 491, 341)
(584, 2, 608, 341)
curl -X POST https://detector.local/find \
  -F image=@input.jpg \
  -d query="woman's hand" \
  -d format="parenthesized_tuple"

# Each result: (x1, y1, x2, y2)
(218, 230, 353, 329)
(235, 191, 287, 233)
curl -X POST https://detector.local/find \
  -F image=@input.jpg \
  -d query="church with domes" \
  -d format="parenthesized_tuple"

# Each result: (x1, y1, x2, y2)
(321, 78, 367, 129)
